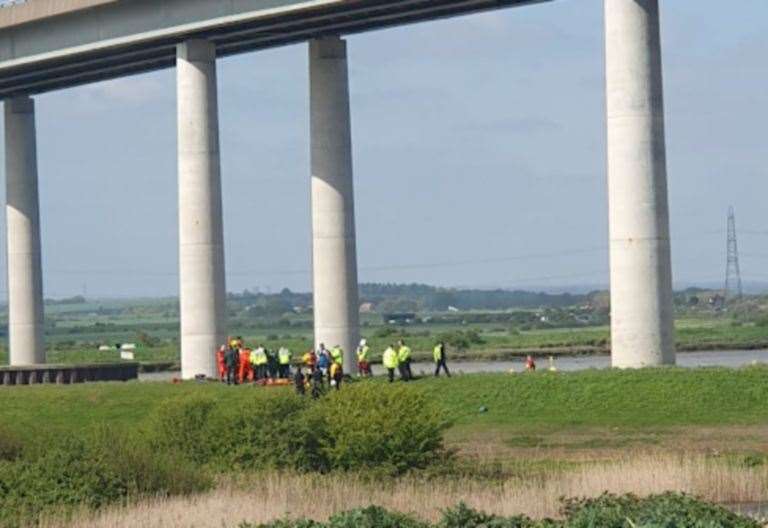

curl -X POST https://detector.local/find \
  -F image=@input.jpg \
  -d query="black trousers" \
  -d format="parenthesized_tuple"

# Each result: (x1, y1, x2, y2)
(435, 359, 451, 377)
(399, 361, 412, 381)
(226, 366, 238, 385)
(278, 364, 289, 378)
(387, 368, 396, 383)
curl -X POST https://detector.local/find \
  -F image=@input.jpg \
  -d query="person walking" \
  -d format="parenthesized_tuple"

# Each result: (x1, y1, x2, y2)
(224, 344, 239, 385)
(433, 341, 451, 377)
(397, 339, 412, 381)
(382, 344, 399, 383)
(356, 339, 371, 377)
(278, 346, 292, 379)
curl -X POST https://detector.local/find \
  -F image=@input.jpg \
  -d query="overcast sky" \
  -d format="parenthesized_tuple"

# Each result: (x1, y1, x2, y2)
(0, 0, 766, 298)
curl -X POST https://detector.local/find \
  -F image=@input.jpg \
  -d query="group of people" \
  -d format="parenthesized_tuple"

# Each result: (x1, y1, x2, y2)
(216, 336, 295, 385)
(215, 336, 453, 388)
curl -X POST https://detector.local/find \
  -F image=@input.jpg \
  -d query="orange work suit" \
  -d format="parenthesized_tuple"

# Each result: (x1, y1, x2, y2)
(216, 347, 226, 381)
(238, 349, 253, 383)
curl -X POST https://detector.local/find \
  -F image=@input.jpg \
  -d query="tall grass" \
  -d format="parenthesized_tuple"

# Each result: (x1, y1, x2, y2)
(54, 454, 768, 528)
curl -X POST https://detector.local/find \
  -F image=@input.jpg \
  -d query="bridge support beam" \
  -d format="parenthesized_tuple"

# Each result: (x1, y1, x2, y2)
(4, 96, 45, 366)
(309, 36, 360, 372)
(605, 0, 674, 368)
(177, 39, 226, 379)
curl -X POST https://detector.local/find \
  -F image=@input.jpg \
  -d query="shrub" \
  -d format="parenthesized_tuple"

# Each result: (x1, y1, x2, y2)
(244, 506, 428, 528)
(147, 393, 313, 471)
(439, 502, 542, 528)
(311, 384, 450, 475)
(0, 429, 22, 461)
(242, 495, 761, 528)
(561, 492, 760, 528)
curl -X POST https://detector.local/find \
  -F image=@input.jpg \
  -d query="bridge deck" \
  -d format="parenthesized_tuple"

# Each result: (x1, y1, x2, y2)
(0, 0, 548, 98)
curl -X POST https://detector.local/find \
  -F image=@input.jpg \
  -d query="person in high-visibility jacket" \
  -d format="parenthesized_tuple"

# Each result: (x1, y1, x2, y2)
(330, 361, 343, 391)
(397, 340, 412, 381)
(382, 344, 399, 383)
(330, 345, 343, 366)
(356, 339, 371, 377)
(238, 347, 253, 383)
(278, 347, 292, 379)
(433, 341, 451, 377)
(250, 346, 268, 380)
(216, 345, 227, 383)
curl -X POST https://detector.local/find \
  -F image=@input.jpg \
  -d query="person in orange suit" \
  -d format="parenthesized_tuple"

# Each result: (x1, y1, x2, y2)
(238, 346, 252, 384)
(216, 345, 227, 382)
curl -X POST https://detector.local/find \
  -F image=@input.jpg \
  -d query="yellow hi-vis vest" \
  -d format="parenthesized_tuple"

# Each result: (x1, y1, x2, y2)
(278, 348, 291, 365)
(250, 348, 267, 365)
(357, 345, 370, 362)
(433, 345, 443, 363)
(383, 347, 399, 369)
(398, 346, 411, 363)
(330, 347, 343, 366)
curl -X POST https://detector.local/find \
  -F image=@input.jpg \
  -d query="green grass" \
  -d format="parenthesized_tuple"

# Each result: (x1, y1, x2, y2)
(3, 366, 768, 443)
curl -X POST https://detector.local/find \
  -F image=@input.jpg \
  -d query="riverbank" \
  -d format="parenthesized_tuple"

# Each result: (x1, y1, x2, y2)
(4, 367, 768, 527)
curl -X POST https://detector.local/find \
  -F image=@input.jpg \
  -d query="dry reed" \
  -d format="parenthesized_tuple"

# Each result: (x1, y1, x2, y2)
(49, 453, 768, 528)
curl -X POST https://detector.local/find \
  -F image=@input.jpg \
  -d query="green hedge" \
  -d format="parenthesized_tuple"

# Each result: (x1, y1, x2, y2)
(243, 494, 760, 528)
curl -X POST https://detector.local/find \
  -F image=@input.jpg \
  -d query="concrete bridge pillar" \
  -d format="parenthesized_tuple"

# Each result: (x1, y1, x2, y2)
(4, 96, 45, 366)
(309, 36, 360, 372)
(605, 0, 675, 367)
(177, 39, 226, 379)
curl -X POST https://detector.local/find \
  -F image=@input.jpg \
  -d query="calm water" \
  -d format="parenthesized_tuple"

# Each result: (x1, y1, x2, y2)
(140, 349, 768, 382)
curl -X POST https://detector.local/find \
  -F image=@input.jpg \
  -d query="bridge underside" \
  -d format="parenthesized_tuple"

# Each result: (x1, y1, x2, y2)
(0, 0, 545, 98)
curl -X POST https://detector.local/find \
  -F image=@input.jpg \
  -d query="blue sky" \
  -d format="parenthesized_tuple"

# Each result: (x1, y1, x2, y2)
(0, 0, 766, 298)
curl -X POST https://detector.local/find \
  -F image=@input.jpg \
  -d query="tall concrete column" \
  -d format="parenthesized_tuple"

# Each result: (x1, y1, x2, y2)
(309, 36, 360, 372)
(605, 0, 674, 367)
(177, 39, 226, 379)
(4, 96, 44, 366)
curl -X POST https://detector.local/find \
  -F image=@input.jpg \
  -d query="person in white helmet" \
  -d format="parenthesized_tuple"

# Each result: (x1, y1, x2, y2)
(356, 338, 371, 377)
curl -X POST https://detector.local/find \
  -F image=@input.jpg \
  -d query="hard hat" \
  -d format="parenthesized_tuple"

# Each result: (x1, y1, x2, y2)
(360, 339, 367, 346)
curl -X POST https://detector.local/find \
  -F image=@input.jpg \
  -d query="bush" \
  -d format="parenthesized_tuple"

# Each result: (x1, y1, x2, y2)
(0, 430, 210, 527)
(439, 503, 542, 528)
(147, 385, 449, 476)
(240, 494, 760, 528)
(0, 429, 22, 461)
(560, 492, 760, 528)
(310, 384, 449, 475)
(147, 393, 314, 471)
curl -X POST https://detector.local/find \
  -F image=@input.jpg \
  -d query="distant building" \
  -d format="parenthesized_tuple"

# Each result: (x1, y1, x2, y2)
(359, 302, 375, 313)
(383, 313, 417, 325)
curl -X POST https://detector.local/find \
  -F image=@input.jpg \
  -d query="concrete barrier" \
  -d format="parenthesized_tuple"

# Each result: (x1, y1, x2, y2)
(0, 362, 138, 386)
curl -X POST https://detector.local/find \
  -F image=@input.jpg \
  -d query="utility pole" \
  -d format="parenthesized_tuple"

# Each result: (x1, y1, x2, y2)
(724, 206, 743, 301)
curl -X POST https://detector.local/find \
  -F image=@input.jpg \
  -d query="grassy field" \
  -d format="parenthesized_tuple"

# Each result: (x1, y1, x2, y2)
(5, 367, 768, 527)
(3, 366, 768, 442)
(2, 317, 768, 369)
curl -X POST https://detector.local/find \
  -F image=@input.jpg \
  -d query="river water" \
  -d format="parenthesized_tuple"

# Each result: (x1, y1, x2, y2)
(139, 349, 768, 382)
